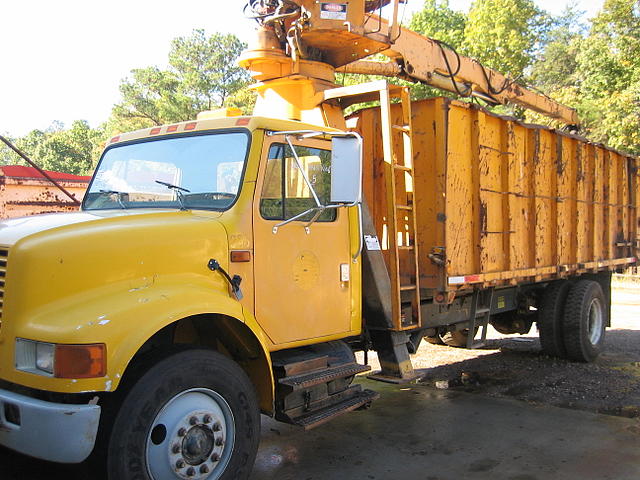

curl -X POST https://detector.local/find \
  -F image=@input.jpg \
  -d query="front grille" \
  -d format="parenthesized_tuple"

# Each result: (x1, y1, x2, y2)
(0, 247, 7, 320)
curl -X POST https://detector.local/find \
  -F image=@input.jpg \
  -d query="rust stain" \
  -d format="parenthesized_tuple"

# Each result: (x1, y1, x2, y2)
(556, 138, 565, 175)
(7, 201, 74, 207)
(576, 145, 585, 182)
(479, 200, 488, 237)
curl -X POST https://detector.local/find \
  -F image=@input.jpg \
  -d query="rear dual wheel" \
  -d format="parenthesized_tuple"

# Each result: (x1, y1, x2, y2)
(563, 280, 607, 363)
(538, 279, 607, 362)
(539, 281, 572, 358)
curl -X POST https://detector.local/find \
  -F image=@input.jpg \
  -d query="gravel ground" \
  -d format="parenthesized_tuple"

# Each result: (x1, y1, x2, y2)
(360, 276, 640, 419)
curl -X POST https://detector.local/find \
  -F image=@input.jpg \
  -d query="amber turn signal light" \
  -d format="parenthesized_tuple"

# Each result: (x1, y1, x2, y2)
(54, 344, 106, 379)
(230, 250, 251, 262)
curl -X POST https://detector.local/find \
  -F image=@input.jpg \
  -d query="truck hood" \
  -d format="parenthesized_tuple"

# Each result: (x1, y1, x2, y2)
(0, 209, 221, 246)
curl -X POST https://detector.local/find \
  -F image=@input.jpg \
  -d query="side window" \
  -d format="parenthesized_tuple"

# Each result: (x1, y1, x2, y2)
(260, 143, 336, 222)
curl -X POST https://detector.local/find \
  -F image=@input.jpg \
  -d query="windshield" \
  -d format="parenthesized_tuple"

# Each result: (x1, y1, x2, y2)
(83, 131, 249, 211)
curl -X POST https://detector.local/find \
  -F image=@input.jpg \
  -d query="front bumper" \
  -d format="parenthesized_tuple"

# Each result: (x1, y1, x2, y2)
(0, 388, 101, 463)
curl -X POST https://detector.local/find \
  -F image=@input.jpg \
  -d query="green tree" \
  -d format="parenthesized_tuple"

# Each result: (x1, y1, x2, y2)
(3, 121, 105, 175)
(169, 30, 249, 109)
(528, 5, 586, 92)
(35, 120, 105, 174)
(574, 0, 640, 153)
(408, 0, 468, 100)
(463, 0, 548, 78)
(110, 67, 194, 130)
(0, 133, 21, 166)
(409, 0, 467, 49)
(110, 30, 253, 133)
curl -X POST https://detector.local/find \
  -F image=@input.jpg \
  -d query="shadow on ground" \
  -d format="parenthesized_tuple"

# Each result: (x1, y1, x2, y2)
(414, 329, 640, 418)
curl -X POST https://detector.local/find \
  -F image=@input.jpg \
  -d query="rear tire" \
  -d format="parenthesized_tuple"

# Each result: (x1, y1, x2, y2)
(562, 280, 607, 362)
(106, 349, 260, 480)
(538, 281, 572, 358)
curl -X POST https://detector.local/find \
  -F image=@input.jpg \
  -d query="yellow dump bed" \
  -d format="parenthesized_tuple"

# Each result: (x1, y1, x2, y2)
(351, 97, 639, 294)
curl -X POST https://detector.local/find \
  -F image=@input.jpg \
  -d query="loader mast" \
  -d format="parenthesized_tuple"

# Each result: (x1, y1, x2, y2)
(240, 0, 579, 127)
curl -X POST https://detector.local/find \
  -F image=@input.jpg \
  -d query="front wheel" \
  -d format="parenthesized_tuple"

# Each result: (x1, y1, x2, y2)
(106, 349, 260, 480)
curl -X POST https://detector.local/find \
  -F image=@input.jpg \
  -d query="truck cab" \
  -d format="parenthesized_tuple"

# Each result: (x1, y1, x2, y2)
(0, 112, 373, 479)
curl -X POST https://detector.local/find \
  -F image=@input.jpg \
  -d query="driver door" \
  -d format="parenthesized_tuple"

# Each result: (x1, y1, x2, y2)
(253, 134, 355, 346)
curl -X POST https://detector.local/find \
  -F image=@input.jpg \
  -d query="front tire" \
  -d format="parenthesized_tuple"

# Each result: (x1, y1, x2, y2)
(562, 280, 607, 362)
(106, 349, 260, 480)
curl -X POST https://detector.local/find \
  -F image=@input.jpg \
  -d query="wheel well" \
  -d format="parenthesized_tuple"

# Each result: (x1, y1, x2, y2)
(126, 314, 273, 415)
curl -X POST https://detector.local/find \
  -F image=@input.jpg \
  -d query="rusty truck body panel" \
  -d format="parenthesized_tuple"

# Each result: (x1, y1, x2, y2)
(351, 98, 638, 298)
(0, 166, 89, 219)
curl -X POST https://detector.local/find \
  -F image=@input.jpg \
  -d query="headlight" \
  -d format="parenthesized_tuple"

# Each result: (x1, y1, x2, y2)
(15, 338, 54, 376)
(35, 342, 55, 374)
(15, 339, 106, 378)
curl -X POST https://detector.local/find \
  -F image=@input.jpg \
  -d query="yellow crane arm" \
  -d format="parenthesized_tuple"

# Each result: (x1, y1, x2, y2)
(241, 0, 578, 126)
(338, 15, 579, 126)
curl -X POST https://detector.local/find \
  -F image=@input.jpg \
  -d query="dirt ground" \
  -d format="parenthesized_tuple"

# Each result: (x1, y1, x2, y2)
(362, 275, 640, 419)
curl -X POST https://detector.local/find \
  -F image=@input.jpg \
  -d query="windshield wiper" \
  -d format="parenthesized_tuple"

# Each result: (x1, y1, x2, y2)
(99, 189, 126, 209)
(155, 180, 190, 210)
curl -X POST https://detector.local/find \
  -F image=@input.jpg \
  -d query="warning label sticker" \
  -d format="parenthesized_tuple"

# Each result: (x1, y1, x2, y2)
(365, 235, 381, 251)
(320, 3, 348, 20)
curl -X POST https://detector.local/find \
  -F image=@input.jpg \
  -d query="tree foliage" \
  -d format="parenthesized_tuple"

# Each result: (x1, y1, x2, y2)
(410, 0, 467, 48)
(1, 121, 105, 175)
(407, 0, 468, 100)
(526, 0, 639, 154)
(463, 0, 548, 78)
(109, 30, 252, 133)
(574, 0, 640, 152)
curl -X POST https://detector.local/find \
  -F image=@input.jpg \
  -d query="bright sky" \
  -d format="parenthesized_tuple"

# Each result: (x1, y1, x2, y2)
(0, 0, 604, 137)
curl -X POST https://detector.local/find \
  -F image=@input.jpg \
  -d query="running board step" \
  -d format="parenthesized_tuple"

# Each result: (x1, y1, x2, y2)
(291, 388, 379, 430)
(278, 363, 371, 391)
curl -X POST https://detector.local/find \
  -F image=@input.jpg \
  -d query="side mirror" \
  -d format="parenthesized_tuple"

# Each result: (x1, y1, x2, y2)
(330, 135, 363, 204)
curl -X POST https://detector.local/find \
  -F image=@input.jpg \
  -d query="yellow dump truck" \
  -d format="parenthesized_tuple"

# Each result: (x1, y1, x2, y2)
(0, 2, 637, 479)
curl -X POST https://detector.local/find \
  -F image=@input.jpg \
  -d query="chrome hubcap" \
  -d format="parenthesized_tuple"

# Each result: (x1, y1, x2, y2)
(146, 388, 235, 480)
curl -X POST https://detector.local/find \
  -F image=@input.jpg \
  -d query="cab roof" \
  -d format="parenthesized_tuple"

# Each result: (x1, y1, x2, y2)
(106, 115, 340, 147)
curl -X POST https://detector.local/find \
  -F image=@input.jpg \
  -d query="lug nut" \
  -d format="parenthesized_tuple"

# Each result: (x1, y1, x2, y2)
(178, 428, 187, 437)
(212, 422, 221, 432)
(215, 437, 224, 446)
(200, 465, 210, 474)
(189, 416, 198, 426)
(176, 460, 185, 469)
(186, 467, 196, 476)
(203, 414, 212, 424)
(211, 453, 220, 462)
(172, 444, 181, 454)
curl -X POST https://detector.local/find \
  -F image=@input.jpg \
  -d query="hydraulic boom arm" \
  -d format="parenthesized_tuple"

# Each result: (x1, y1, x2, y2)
(242, 0, 579, 126)
(341, 17, 579, 126)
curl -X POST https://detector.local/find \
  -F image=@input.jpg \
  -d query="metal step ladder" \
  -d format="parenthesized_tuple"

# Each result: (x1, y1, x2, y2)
(272, 351, 378, 430)
(380, 85, 422, 331)
(466, 287, 495, 348)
